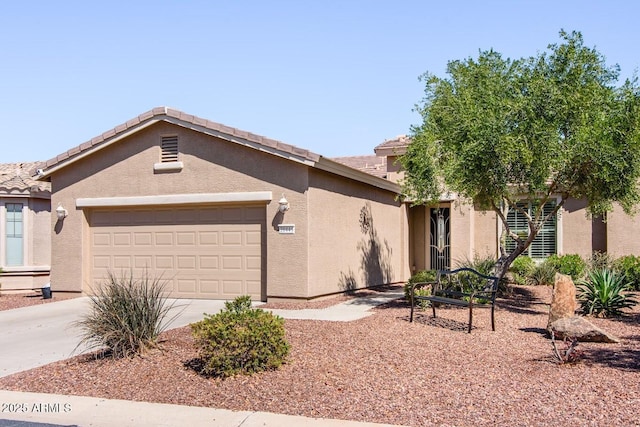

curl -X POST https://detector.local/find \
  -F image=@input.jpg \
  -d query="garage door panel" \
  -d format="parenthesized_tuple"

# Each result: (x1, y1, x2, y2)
(246, 280, 261, 295)
(222, 280, 243, 295)
(90, 205, 263, 299)
(155, 233, 173, 245)
(93, 255, 111, 269)
(177, 232, 196, 246)
(221, 231, 242, 246)
(134, 255, 153, 269)
(113, 256, 132, 269)
(246, 256, 261, 270)
(177, 256, 197, 270)
(93, 233, 111, 246)
(246, 231, 261, 246)
(200, 280, 220, 294)
(134, 232, 153, 246)
(200, 256, 219, 269)
(178, 279, 197, 293)
(113, 233, 131, 246)
(199, 231, 219, 245)
(155, 256, 174, 269)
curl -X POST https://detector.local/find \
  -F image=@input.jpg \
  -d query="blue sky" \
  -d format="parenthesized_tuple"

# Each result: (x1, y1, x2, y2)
(1, 1, 639, 163)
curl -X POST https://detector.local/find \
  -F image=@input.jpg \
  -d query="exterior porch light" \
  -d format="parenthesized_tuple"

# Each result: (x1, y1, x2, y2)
(278, 194, 290, 213)
(56, 203, 68, 220)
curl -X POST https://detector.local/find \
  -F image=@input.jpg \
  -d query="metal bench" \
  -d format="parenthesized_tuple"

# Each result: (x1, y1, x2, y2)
(409, 267, 500, 333)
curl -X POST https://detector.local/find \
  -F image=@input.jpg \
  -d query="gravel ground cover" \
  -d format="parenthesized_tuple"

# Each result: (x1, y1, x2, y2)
(0, 293, 51, 310)
(1, 285, 638, 426)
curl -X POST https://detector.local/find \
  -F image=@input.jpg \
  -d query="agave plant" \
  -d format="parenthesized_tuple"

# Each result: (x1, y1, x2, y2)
(576, 269, 638, 318)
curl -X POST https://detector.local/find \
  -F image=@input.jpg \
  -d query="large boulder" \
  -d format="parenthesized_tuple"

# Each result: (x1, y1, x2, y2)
(547, 273, 577, 330)
(549, 316, 620, 343)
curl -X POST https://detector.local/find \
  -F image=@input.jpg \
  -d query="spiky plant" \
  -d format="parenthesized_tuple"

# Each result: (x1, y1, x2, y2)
(74, 270, 180, 357)
(577, 269, 637, 318)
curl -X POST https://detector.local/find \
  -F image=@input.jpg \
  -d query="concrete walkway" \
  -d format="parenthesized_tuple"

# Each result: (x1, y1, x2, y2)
(0, 290, 406, 427)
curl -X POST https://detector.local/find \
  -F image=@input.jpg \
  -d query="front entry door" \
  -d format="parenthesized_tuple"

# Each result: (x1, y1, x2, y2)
(429, 207, 450, 271)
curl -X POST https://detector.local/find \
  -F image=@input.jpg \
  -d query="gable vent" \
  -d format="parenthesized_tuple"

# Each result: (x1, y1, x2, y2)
(161, 136, 179, 162)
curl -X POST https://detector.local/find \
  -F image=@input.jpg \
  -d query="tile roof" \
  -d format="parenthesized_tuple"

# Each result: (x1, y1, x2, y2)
(41, 107, 321, 172)
(331, 155, 387, 179)
(0, 162, 50, 195)
(374, 134, 411, 155)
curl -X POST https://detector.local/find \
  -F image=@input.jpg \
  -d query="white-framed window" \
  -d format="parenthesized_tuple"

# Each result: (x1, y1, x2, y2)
(504, 200, 557, 259)
(5, 202, 24, 266)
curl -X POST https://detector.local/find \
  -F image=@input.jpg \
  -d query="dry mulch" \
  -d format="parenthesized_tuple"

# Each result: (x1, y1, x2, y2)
(1, 285, 639, 427)
(0, 293, 52, 310)
(0, 292, 79, 311)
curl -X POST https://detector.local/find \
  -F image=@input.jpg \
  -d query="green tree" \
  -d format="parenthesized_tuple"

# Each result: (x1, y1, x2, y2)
(401, 30, 640, 280)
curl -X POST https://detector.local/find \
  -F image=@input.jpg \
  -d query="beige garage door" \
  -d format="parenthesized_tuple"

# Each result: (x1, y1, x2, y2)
(88, 205, 264, 299)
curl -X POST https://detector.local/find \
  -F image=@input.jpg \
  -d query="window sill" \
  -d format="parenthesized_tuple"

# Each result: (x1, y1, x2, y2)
(153, 161, 183, 172)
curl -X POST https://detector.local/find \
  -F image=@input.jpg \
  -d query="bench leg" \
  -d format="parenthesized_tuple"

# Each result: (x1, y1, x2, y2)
(491, 304, 495, 331)
(467, 303, 473, 333)
(410, 298, 415, 322)
(431, 303, 436, 319)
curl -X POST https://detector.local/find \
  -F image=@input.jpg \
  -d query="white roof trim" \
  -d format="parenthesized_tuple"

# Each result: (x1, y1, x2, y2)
(76, 191, 273, 208)
(315, 157, 401, 193)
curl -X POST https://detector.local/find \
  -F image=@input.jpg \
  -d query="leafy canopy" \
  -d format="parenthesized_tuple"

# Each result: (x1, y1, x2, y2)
(402, 30, 640, 267)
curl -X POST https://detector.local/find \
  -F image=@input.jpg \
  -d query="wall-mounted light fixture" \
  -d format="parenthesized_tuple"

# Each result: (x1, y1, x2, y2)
(278, 194, 290, 213)
(56, 203, 68, 220)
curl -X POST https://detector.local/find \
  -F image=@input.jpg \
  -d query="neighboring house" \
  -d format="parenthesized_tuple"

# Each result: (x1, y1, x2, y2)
(0, 163, 51, 291)
(373, 135, 635, 273)
(36, 107, 410, 301)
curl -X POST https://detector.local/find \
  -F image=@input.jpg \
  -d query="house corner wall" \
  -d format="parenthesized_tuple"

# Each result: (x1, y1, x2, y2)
(307, 169, 406, 298)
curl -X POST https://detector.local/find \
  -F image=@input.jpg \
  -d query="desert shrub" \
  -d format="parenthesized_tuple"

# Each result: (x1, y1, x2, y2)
(550, 331, 582, 364)
(509, 256, 535, 285)
(613, 255, 640, 291)
(74, 270, 178, 358)
(576, 269, 638, 317)
(403, 270, 436, 303)
(191, 295, 290, 378)
(545, 254, 586, 280)
(456, 253, 496, 276)
(528, 260, 557, 286)
(588, 251, 615, 272)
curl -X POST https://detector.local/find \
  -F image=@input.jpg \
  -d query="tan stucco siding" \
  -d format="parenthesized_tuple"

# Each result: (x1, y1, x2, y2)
(408, 205, 427, 273)
(605, 204, 640, 257)
(560, 198, 602, 257)
(307, 169, 408, 297)
(50, 122, 310, 297)
(30, 198, 51, 270)
(449, 201, 473, 266)
(473, 207, 497, 259)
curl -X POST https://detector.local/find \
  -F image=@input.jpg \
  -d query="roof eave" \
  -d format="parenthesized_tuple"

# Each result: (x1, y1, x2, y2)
(314, 157, 401, 194)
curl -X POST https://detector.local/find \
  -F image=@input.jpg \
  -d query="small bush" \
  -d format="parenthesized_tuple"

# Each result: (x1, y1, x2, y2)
(509, 256, 534, 285)
(545, 254, 586, 280)
(576, 269, 638, 317)
(74, 270, 178, 358)
(528, 260, 557, 286)
(613, 255, 640, 291)
(191, 295, 290, 378)
(456, 253, 496, 276)
(403, 270, 436, 303)
(588, 251, 615, 271)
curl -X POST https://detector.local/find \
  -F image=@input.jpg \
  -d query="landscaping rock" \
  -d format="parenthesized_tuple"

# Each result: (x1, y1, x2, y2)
(547, 273, 577, 330)
(550, 316, 620, 343)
